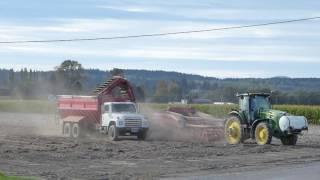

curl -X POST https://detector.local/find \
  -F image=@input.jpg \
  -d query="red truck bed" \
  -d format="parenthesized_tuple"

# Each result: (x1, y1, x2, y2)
(57, 95, 100, 124)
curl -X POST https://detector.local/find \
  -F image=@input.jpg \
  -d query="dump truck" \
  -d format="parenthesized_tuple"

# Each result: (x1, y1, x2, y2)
(225, 93, 308, 145)
(57, 76, 149, 140)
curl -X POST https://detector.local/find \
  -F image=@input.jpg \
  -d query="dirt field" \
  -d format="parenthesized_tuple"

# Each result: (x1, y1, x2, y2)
(1, 112, 320, 180)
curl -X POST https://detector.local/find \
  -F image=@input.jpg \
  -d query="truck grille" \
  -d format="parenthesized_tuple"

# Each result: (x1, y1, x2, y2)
(125, 118, 142, 128)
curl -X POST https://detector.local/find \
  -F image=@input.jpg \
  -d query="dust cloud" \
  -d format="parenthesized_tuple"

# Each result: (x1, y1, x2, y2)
(140, 105, 224, 142)
(0, 112, 60, 137)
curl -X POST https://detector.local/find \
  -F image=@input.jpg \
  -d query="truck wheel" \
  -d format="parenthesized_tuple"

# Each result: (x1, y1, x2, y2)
(224, 115, 244, 144)
(280, 135, 298, 145)
(63, 123, 71, 137)
(255, 122, 272, 145)
(108, 125, 119, 141)
(137, 131, 148, 140)
(71, 123, 81, 138)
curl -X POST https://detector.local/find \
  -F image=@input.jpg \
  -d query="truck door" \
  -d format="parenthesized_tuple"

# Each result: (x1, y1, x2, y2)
(101, 104, 111, 127)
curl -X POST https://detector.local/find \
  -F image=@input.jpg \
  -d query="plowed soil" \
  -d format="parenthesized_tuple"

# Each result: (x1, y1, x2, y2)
(0, 112, 320, 180)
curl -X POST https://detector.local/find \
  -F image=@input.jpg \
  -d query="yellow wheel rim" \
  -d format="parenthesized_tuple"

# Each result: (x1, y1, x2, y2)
(225, 119, 241, 144)
(256, 126, 268, 145)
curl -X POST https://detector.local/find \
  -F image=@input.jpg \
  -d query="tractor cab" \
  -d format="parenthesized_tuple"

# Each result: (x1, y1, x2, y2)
(238, 93, 271, 122)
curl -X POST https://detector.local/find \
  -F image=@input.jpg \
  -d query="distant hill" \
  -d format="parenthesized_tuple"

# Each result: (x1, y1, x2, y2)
(1, 68, 320, 104)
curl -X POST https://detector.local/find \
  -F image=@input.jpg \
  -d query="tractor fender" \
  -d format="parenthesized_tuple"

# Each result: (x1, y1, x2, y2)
(250, 119, 271, 138)
(228, 111, 246, 125)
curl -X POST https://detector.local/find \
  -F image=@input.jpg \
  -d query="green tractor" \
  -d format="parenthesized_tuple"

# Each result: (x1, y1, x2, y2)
(225, 93, 308, 145)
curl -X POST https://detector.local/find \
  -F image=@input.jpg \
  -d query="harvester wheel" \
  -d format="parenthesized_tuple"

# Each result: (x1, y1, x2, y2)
(255, 122, 272, 145)
(71, 123, 81, 138)
(280, 135, 298, 145)
(63, 123, 71, 137)
(224, 116, 244, 144)
(108, 125, 119, 141)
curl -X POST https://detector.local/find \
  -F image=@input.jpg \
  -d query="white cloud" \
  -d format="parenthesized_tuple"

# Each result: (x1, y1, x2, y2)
(1, 42, 319, 64)
(97, 5, 157, 13)
(0, 0, 320, 78)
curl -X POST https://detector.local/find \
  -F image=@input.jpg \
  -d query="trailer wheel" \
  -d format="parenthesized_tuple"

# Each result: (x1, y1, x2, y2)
(255, 122, 272, 145)
(108, 125, 119, 141)
(63, 123, 71, 137)
(72, 123, 81, 138)
(280, 135, 298, 145)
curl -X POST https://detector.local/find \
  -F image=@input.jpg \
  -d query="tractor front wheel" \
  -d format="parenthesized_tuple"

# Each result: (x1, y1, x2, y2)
(255, 122, 272, 145)
(280, 135, 298, 145)
(224, 116, 244, 144)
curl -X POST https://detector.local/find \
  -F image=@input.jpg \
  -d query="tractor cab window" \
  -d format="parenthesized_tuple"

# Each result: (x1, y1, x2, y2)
(239, 96, 249, 111)
(251, 96, 271, 111)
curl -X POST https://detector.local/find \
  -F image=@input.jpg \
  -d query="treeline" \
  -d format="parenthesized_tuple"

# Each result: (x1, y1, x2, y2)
(2, 60, 320, 105)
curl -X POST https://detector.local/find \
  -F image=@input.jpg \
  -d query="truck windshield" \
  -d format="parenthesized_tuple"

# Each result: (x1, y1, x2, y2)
(251, 96, 271, 110)
(112, 104, 136, 113)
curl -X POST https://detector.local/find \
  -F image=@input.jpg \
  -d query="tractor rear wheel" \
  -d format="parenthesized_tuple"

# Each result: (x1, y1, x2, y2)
(63, 122, 71, 137)
(280, 135, 298, 145)
(108, 125, 119, 141)
(224, 116, 244, 144)
(255, 122, 272, 145)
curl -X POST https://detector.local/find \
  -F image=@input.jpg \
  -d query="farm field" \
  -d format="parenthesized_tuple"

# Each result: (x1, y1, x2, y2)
(0, 101, 320, 179)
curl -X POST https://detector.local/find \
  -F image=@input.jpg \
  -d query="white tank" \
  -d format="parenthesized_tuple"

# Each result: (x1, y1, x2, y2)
(279, 116, 308, 132)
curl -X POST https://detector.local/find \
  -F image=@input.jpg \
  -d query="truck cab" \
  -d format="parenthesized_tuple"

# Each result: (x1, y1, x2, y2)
(101, 102, 149, 140)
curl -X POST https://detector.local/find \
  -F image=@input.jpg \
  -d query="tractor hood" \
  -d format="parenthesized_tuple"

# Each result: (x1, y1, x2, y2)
(260, 109, 287, 121)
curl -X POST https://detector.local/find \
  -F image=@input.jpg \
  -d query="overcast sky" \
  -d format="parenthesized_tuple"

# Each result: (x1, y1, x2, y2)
(0, 0, 319, 78)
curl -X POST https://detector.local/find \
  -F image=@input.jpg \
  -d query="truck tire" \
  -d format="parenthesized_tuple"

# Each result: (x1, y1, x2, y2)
(255, 122, 272, 145)
(71, 123, 81, 138)
(280, 135, 298, 145)
(137, 131, 148, 140)
(224, 115, 244, 144)
(108, 125, 119, 141)
(63, 123, 71, 137)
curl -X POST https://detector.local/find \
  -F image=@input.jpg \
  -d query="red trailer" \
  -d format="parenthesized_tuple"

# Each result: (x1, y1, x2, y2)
(57, 76, 138, 138)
